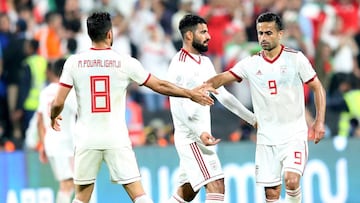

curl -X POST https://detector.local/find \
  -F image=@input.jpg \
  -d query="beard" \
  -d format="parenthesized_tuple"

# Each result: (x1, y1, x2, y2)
(192, 39, 208, 53)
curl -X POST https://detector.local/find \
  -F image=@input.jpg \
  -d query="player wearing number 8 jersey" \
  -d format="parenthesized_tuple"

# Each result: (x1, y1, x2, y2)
(204, 12, 326, 203)
(50, 12, 217, 203)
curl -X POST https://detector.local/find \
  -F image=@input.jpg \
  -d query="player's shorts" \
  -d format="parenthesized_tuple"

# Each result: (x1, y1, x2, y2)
(176, 142, 224, 191)
(48, 155, 73, 181)
(255, 139, 308, 187)
(73, 146, 141, 185)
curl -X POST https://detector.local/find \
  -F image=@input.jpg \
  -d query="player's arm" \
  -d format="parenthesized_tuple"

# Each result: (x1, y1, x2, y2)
(307, 77, 326, 144)
(50, 85, 71, 131)
(214, 86, 256, 126)
(144, 74, 217, 106)
(37, 112, 47, 163)
(205, 71, 241, 89)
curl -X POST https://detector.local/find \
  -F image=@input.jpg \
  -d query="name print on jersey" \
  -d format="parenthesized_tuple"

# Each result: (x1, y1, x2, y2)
(78, 59, 121, 68)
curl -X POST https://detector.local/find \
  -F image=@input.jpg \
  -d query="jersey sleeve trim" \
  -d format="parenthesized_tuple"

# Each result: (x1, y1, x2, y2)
(140, 73, 151, 86)
(229, 70, 242, 82)
(59, 82, 73, 88)
(304, 74, 317, 84)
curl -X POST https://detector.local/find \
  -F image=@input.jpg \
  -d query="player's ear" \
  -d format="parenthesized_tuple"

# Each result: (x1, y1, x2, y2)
(185, 30, 193, 41)
(107, 29, 112, 40)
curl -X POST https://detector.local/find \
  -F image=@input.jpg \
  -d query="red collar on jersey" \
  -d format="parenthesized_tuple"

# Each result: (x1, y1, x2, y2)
(261, 45, 284, 64)
(90, 47, 111, 50)
(179, 48, 201, 64)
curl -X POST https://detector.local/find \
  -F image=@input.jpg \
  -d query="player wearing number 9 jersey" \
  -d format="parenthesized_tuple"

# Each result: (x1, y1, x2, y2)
(50, 12, 216, 203)
(204, 12, 326, 203)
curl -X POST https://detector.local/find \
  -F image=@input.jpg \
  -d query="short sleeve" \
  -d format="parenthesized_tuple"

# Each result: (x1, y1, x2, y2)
(59, 56, 75, 87)
(229, 56, 251, 81)
(124, 56, 150, 85)
(297, 52, 316, 83)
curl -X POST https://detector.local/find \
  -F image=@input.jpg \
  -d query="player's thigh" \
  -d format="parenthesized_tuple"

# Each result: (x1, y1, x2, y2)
(177, 142, 224, 192)
(104, 147, 142, 184)
(255, 144, 282, 187)
(73, 148, 103, 185)
(282, 140, 308, 176)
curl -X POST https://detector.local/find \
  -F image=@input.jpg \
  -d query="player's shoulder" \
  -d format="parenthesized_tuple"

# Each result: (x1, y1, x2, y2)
(250, 51, 262, 57)
(282, 46, 300, 54)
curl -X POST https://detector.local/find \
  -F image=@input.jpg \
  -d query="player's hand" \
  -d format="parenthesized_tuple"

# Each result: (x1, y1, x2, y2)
(200, 132, 221, 146)
(190, 84, 218, 106)
(38, 145, 48, 163)
(308, 120, 325, 144)
(51, 115, 62, 131)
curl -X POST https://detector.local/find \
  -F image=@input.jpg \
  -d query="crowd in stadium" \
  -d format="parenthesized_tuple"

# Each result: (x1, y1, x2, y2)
(0, 0, 360, 151)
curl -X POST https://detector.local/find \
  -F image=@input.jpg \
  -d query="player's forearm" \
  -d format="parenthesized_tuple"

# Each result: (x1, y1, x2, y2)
(205, 72, 233, 89)
(313, 84, 326, 122)
(36, 113, 46, 143)
(216, 88, 256, 125)
(153, 80, 192, 98)
(50, 102, 64, 120)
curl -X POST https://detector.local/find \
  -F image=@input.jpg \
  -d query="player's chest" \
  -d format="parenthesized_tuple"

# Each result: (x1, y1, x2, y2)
(248, 60, 300, 91)
(177, 65, 210, 87)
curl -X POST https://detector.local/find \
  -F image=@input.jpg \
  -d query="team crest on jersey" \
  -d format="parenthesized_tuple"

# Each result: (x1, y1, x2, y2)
(280, 66, 287, 73)
(256, 70, 263, 75)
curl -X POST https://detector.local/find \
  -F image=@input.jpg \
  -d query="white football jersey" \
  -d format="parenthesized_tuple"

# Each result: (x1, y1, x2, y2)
(59, 48, 150, 149)
(38, 83, 77, 156)
(230, 45, 316, 144)
(167, 49, 255, 146)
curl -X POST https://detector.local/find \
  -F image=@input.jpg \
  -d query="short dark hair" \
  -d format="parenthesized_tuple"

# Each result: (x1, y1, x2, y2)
(178, 14, 207, 38)
(86, 12, 112, 42)
(256, 12, 284, 31)
(51, 58, 66, 78)
(29, 39, 39, 51)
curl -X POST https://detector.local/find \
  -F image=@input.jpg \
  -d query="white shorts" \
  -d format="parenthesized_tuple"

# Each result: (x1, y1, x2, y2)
(73, 147, 141, 185)
(176, 142, 224, 191)
(255, 140, 308, 187)
(48, 155, 73, 181)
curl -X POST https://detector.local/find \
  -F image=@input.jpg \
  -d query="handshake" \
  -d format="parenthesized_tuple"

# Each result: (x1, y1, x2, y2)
(189, 83, 217, 106)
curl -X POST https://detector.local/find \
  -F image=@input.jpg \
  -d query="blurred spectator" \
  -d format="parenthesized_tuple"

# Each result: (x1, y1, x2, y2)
(313, 40, 333, 90)
(65, 37, 77, 57)
(282, 10, 314, 58)
(223, 26, 260, 108)
(137, 24, 176, 112)
(14, 39, 47, 149)
(151, 0, 175, 38)
(90, 0, 118, 16)
(128, 0, 157, 54)
(330, 0, 359, 35)
(327, 74, 360, 137)
(34, 11, 64, 62)
(16, 5, 36, 38)
(171, 0, 194, 50)
(3, 18, 28, 143)
(145, 118, 173, 147)
(300, 0, 337, 46)
(228, 119, 256, 142)
(198, 0, 233, 73)
(111, 11, 132, 55)
(0, 137, 15, 152)
(0, 13, 13, 55)
(284, 0, 314, 52)
(330, 17, 358, 73)
(126, 95, 146, 147)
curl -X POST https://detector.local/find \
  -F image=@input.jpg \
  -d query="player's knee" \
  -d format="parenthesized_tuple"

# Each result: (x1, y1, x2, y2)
(285, 173, 300, 190)
(206, 178, 225, 194)
(265, 186, 281, 200)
